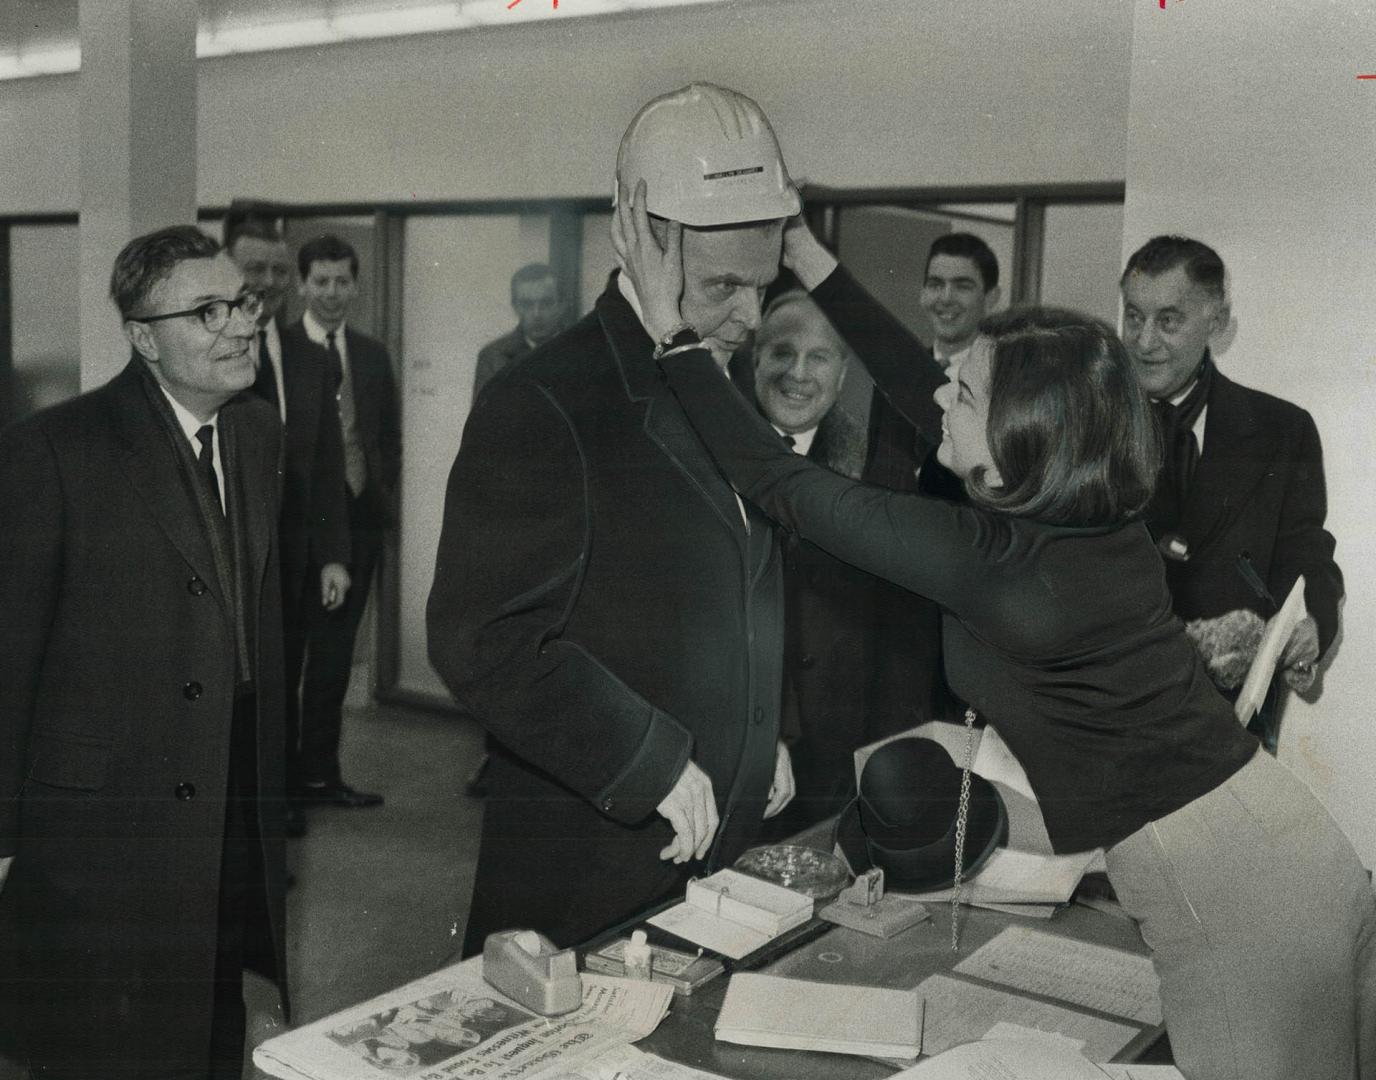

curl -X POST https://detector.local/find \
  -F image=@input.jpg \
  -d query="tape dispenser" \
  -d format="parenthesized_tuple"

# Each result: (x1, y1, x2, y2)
(481, 929, 583, 1016)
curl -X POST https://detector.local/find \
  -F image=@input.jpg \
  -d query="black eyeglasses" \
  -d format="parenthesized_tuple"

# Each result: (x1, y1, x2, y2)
(133, 292, 263, 334)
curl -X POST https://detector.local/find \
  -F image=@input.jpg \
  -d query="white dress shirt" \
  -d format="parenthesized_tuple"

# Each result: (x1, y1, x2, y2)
(1166, 377, 1209, 454)
(302, 309, 368, 495)
(160, 386, 224, 514)
(254, 318, 287, 422)
(776, 424, 817, 457)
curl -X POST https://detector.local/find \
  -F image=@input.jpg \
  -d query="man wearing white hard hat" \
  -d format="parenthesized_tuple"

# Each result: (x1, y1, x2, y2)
(428, 84, 800, 952)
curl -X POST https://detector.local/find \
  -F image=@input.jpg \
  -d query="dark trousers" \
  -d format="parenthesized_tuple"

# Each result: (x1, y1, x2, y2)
(297, 493, 383, 786)
(17, 695, 271, 1080)
(282, 582, 309, 793)
(209, 692, 274, 1080)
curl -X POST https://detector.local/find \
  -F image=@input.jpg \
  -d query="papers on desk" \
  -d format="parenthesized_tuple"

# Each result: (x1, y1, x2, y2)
(914, 974, 1139, 1061)
(955, 927, 1162, 1026)
(890, 1026, 1185, 1080)
(901, 847, 1101, 912)
(714, 972, 923, 1058)
(647, 869, 812, 959)
(1235, 576, 1307, 723)
(539, 1044, 733, 1080)
(253, 960, 672, 1080)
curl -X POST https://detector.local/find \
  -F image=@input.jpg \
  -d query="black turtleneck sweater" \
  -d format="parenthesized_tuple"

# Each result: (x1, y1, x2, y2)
(662, 267, 1258, 854)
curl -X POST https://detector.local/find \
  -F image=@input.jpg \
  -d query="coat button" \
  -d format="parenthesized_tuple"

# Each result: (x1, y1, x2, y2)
(799, 654, 816, 669)
(187, 576, 207, 596)
(183, 681, 203, 700)
(175, 782, 196, 800)
(600, 798, 614, 812)
(752, 706, 764, 727)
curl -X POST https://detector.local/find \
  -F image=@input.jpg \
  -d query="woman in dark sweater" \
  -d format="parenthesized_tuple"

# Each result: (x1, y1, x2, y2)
(614, 192, 1375, 1079)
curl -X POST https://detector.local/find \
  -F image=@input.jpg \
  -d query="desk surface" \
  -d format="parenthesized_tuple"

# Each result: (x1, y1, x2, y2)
(619, 866, 1165, 1078)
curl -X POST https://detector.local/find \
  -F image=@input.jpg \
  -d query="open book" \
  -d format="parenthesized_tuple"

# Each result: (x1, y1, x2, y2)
(646, 869, 812, 959)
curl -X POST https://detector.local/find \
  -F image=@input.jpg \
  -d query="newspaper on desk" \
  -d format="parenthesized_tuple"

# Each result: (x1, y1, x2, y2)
(253, 960, 673, 1080)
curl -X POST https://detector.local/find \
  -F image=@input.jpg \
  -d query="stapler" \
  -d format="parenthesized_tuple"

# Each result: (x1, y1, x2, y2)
(482, 929, 583, 1016)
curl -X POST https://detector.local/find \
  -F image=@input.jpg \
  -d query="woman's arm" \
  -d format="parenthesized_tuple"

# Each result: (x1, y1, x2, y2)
(660, 348, 990, 613)
(784, 220, 947, 445)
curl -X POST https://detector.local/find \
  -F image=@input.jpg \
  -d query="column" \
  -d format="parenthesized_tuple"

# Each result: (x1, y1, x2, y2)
(77, 0, 197, 389)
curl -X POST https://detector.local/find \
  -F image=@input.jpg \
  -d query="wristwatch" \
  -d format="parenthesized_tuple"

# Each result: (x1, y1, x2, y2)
(652, 322, 700, 360)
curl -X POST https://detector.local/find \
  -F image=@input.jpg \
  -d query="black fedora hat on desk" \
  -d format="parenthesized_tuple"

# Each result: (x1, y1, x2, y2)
(836, 737, 1007, 891)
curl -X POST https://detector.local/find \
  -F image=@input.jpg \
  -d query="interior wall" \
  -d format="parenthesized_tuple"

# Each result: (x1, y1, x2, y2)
(1124, 0, 1376, 867)
(9, 224, 80, 418)
(1040, 202, 1125, 326)
(398, 213, 551, 699)
(0, 0, 1130, 214)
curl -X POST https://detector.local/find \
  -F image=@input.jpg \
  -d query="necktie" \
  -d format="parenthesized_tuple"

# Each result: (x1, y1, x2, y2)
(1152, 360, 1212, 526)
(252, 329, 279, 407)
(195, 425, 224, 517)
(326, 330, 344, 393)
(782, 433, 797, 452)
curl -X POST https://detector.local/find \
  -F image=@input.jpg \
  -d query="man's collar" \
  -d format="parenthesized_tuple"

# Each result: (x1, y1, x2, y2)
(934, 336, 977, 366)
(302, 309, 346, 345)
(1159, 350, 1213, 406)
(772, 423, 818, 457)
(157, 380, 219, 438)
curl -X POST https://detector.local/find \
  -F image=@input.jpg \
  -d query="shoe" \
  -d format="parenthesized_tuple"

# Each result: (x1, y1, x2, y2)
(285, 804, 308, 838)
(298, 780, 384, 809)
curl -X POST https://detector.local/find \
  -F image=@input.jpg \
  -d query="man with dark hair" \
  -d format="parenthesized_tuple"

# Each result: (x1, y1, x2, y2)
(920, 232, 1001, 370)
(226, 216, 352, 837)
(287, 233, 399, 808)
(472, 263, 567, 399)
(0, 225, 289, 1077)
(860, 233, 1001, 734)
(867, 231, 1000, 492)
(1120, 234, 1343, 748)
(428, 83, 798, 953)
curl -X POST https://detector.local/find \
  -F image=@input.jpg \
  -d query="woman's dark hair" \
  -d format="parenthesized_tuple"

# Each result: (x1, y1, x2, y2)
(964, 306, 1158, 527)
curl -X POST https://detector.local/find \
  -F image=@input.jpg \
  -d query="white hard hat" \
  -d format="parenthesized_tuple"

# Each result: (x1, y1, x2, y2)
(615, 83, 800, 228)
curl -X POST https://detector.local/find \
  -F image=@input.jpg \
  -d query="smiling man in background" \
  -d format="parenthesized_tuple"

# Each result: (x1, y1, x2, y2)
(227, 215, 352, 838)
(284, 234, 398, 812)
(1120, 234, 1343, 749)
(0, 225, 289, 1077)
(747, 290, 887, 832)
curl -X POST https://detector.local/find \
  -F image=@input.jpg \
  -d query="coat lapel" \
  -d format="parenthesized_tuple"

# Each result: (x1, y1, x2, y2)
(109, 361, 228, 611)
(1176, 371, 1274, 557)
(597, 277, 749, 552)
(219, 396, 274, 603)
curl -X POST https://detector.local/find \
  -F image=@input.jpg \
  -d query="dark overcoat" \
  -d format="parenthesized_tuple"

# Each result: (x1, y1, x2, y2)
(428, 275, 785, 954)
(275, 320, 351, 604)
(0, 361, 289, 1073)
(1144, 369, 1344, 657)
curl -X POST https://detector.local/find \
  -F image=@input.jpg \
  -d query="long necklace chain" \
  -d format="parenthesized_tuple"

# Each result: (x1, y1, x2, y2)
(950, 707, 978, 952)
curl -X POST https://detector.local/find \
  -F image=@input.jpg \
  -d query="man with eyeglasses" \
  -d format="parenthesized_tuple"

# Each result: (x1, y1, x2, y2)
(0, 225, 291, 1078)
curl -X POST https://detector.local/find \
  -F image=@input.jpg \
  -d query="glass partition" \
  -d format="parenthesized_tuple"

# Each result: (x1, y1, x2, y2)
(394, 211, 551, 701)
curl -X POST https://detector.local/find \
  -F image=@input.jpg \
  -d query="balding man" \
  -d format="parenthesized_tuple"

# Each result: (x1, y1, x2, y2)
(429, 84, 800, 952)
